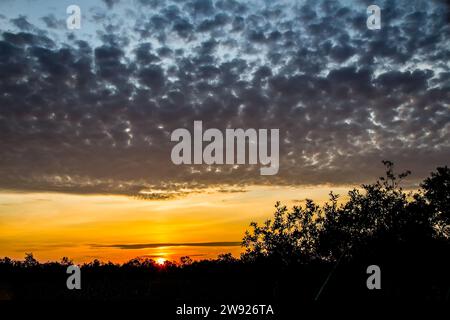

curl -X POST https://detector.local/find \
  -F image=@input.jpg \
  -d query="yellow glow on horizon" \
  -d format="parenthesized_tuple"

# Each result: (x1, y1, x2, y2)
(0, 184, 355, 263)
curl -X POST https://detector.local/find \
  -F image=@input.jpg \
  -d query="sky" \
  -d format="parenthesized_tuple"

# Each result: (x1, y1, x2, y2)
(0, 0, 449, 263)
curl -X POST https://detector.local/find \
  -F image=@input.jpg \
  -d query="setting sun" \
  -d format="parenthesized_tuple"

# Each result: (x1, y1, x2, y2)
(155, 258, 166, 265)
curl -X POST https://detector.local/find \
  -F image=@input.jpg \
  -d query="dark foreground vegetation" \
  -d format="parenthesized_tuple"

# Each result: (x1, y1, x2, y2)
(1, 161, 449, 302)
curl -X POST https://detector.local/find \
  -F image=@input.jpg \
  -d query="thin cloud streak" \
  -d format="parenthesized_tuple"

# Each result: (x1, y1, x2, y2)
(91, 241, 242, 249)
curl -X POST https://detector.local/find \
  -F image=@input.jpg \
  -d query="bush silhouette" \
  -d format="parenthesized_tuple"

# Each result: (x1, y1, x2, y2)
(242, 161, 448, 262)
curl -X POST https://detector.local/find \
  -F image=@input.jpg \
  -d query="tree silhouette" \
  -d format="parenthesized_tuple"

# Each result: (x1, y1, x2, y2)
(24, 253, 38, 267)
(242, 161, 449, 263)
(421, 166, 450, 238)
(242, 199, 322, 264)
(180, 256, 193, 266)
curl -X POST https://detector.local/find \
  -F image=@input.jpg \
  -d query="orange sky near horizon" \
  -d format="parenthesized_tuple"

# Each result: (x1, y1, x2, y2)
(0, 185, 354, 264)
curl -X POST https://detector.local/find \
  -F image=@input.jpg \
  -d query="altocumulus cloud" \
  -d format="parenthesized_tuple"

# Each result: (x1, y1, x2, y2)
(0, 0, 449, 197)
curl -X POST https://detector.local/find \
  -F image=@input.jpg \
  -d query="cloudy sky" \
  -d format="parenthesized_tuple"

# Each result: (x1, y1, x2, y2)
(0, 0, 449, 262)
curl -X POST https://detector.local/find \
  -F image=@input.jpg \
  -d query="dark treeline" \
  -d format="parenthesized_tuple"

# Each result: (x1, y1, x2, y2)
(1, 161, 449, 302)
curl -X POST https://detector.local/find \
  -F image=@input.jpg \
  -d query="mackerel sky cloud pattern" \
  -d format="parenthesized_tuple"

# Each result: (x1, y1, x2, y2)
(0, 0, 449, 197)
